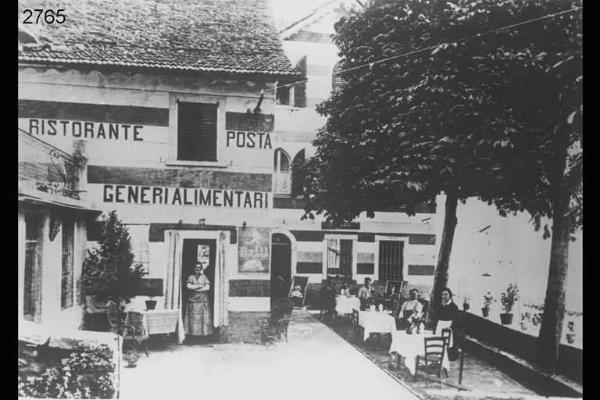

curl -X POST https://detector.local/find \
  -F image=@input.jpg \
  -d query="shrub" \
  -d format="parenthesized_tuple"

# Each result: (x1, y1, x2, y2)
(82, 210, 145, 306)
(18, 345, 116, 399)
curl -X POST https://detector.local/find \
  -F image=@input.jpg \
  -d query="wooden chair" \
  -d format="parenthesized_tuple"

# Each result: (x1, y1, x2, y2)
(441, 327, 466, 384)
(416, 336, 448, 378)
(124, 312, 150, 357)
(105, 301, 132, 337)
(351, 309, 363, 344)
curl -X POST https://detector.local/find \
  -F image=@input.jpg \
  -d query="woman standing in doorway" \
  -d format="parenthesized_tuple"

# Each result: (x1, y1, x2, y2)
(184, 262, 213, 338)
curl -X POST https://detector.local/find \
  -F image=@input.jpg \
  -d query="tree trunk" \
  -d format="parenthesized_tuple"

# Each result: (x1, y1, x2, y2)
(429, 190, 459, 324)
(537, 190, 570, 372)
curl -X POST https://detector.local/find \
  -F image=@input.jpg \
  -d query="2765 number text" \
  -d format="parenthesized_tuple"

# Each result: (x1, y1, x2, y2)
(22, 9, 66, 24)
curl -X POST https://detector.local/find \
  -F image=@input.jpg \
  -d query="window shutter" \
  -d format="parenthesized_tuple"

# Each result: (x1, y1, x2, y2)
(294, 56, 307, 108)
(177, 102, 218, 162)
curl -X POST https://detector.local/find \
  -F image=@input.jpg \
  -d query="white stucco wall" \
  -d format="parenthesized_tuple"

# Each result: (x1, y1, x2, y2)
(440, 195, 582, 314)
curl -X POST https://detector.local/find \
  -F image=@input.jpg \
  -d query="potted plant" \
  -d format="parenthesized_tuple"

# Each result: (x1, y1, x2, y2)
(462, 297, 470, 311)
(565, 320, 576, 344)
(481, 292, 494, 318)
(499, 283, 519, 325)
(124, 350, 139, 368)
(138, 278, 164, 310)
(520, 312, 531, 331)
(82, 211, 145, 327)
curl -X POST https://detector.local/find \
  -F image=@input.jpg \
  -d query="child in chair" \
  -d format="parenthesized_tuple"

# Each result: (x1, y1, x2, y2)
(290, 285, 304, 307)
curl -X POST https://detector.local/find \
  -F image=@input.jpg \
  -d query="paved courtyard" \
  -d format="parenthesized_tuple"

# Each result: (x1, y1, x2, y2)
(120, 310, 421, 400)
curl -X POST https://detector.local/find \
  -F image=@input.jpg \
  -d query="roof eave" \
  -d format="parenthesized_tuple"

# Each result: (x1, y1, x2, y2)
(18, 56, 300, 79)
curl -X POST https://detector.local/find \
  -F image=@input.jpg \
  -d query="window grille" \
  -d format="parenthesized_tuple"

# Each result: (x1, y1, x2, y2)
(378, 241, 404, 281)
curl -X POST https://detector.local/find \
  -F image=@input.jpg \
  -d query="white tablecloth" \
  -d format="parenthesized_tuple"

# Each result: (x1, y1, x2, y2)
(335, 295, 360, 315)
(142, 309, 180, 335)
(389, 330, 450, 375)
(358, 311, 396, 341)
(128, 309, 183, 342)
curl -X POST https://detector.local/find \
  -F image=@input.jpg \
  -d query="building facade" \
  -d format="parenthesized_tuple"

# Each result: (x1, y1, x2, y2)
(18, 0, 438, 338)
(18, 127, 99, 331)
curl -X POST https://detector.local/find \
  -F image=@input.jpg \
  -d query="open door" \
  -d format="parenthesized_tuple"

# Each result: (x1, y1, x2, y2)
(270, 233, 292, 306)
(181, 239, 216, 337)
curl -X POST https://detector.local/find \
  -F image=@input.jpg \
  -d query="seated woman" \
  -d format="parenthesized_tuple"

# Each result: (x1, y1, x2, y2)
(398, 289, 423, 329)
(289, 285, 304, 307)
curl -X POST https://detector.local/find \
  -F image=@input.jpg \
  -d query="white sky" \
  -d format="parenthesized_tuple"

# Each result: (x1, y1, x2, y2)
(269, 0, 335, 30)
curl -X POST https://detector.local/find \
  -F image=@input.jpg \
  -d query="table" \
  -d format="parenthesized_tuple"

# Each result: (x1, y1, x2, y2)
(335, 295, 360, 316)
(389, 330, 450, 375)
(127, 309, 182, 341)
(358, 311, 396, 341)
(141, 309, 180, 335)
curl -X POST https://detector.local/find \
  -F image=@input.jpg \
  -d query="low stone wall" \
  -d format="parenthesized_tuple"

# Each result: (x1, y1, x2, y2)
(460, 311, 582, 384)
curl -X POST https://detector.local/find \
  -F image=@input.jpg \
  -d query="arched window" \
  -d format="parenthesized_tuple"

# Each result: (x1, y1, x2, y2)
(291, 149, 306, 197)
(273, 148, 291, 194)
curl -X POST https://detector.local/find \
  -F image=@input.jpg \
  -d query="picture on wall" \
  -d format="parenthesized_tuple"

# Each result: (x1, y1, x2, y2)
(197, 244, 211, 264)
(238, 227, 271, 273)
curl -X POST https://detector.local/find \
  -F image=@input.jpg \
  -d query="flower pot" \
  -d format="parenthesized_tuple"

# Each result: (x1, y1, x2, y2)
(566, 333, 576, 344)
(481, 308, 490, 318)
(145, 300, 157, 310)
(500, 313, 513, 325)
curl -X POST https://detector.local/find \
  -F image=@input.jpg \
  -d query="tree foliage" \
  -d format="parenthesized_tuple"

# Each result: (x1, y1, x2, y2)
(302, 0, 581, 226)
(81, 210, 144, 304)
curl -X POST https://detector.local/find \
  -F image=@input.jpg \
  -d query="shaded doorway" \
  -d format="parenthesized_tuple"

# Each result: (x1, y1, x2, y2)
(181, 239, 216, 340)
(270, 233, 292, 304)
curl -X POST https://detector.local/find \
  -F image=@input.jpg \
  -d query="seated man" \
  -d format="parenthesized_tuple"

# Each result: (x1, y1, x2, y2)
(357, 277, 375, 310)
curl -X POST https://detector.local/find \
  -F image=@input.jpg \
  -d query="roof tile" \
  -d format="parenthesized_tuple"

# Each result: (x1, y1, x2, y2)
(18, 0, 297, 77)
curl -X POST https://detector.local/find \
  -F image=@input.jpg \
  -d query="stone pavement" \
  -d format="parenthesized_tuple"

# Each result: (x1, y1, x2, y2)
(120, 310, 421, 400)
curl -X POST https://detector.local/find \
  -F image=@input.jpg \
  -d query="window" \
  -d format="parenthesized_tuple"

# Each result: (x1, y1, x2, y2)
(61, 216, 74, 310)
(177, 102, 218, 162)
(291, 149, 306, 197)
(326, 238, 353, 277)
(276, 85, 290, 105)
(273, 148, 291, 195)
(378, 240, 404, 281)
(24, 214, 43, 322)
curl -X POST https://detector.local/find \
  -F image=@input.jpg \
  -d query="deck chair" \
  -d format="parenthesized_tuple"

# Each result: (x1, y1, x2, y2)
(288, 276, 309, 308)
(415, 336, 449, 378)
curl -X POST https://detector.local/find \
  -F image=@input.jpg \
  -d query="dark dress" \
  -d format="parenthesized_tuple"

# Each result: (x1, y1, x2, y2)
(438, 301, 459, 322)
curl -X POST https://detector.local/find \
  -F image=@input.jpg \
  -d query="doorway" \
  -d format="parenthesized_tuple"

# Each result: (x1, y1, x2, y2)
(181, 239, 216, 338)
(270, 233, 292, 304)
